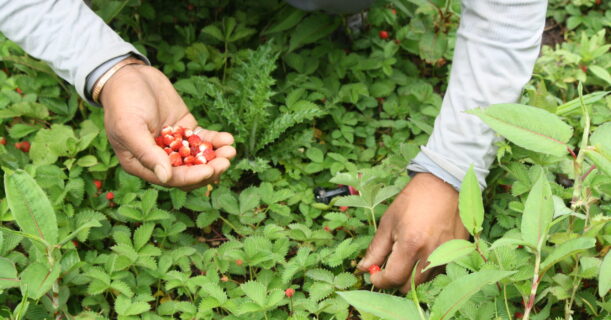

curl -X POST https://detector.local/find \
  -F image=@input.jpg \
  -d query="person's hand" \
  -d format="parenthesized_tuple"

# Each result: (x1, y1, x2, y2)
(357, 173, 469, 292)
(100, 64, 236, 190)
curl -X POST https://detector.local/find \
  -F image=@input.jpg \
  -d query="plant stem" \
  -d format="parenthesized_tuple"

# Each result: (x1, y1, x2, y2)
(369, 208, 377, 231)
(522, 250, 542, 320)
(564, 260, 581, 320)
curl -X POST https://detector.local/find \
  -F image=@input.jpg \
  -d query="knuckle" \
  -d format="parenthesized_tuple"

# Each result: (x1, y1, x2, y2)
(398, 232, 428, 249)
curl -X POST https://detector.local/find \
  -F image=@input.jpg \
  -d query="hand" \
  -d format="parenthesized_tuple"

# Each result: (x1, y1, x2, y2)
(100, 64, 236, 190)
(357, 173, 469, 292)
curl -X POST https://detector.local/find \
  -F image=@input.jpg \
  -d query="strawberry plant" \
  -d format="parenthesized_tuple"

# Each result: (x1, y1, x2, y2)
(0, 1, 609, 319)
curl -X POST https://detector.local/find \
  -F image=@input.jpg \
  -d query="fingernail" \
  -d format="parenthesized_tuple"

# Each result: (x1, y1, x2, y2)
(155, 165, 169, 183)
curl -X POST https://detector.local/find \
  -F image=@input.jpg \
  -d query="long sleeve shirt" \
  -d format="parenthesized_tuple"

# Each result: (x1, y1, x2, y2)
(0, 0, 548, 189)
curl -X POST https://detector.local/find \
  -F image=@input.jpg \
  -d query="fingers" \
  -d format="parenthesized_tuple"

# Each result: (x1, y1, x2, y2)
(370, 239, 420, 289)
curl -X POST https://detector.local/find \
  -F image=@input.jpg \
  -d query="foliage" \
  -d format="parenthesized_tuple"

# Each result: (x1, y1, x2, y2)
(0, 0, 609, 319)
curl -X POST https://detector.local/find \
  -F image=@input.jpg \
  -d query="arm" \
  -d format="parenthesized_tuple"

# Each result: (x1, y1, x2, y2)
(358, 0, 548, 291)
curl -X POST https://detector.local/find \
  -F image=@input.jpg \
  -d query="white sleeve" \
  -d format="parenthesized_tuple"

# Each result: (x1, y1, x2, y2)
(0, 0, 148, 101)
(407, 0, 548, 189)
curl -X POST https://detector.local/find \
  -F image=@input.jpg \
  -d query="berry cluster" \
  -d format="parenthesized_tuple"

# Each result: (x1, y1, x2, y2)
(155, 126, 216, 167)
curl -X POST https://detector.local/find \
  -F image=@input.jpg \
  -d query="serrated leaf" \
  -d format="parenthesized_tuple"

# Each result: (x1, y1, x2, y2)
(289, 14, 339, 52)
(458, 166, 484, 236)
(541, 237, 596, 272)
(338, 291, 421, 320)
(468, 104, 573, 156)
(240, 281, 267, 307)
(133, 223, 155, 251)
(5, 170, 58, 247)
(305, 268, 335, 284)
(334, 195, 369, 208)
(334, 273, 357, 290)
(429, 270, 515, 320)
(114, 295, 150, 316)
(309, 282, 334, 302)
(373, 185, 400, 207)
(424, 239, 476, 271)
(520, 173, 554, 249)
(111, 280, 134, 298)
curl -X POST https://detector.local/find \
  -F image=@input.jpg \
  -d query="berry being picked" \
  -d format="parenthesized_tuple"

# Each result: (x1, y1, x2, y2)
(285, 288, 295, 298)
(155, 126, 217, 167)
(368, 264, 381, 275)
(379, 30, 389, 39)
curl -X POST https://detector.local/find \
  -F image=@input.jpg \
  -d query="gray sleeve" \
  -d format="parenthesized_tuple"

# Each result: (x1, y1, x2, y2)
(407, 0, 548, 189)
(0, 0, 149, 101)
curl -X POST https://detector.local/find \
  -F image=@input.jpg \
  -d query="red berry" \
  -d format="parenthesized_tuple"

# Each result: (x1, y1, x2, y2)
(187, 135, 202, 148)
(164, 147, 173, 155)
(202, 148, 216, 162)
(285, 288, 295, 298)
(580, 65, 588, 73)
(220, 275, 229, 282)
(339, 206, 348, 212)
(179, 146, 191, 157)
(0, 137, 6, 145)
(93, 180, 102, 190)
(106, 192, 114, 200)
(174, 126, 185, 137)
(161, 125, 173, 136)
(72, 240, 79, 247)
(235, 259, 243, 266)
(169, 152, 183, 167)
(183, 156, 195, 166)
(169, 139, 182, 151)
(195, 155, 207, 165)
(368, 265, 381, 275)
(15, 88, 22, 95)
(17, 141, 30, 152)
(379, 31, 389, 39)
(514, 312, 524, 319)
(391, 8, 397, 15)
(324, 226, 331, 232)
(163, 134, 174, 146)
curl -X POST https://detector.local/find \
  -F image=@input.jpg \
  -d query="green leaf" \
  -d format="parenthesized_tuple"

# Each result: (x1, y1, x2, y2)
(4, 170, 57, 247)
(540, 237, 596, 272)
(262, 7, 305, 35)
(29, 124, 77, 165)
(424, 239, 476, 271)
(77, 155, 98, 167)
(133, 223, 155, 251)
(556, 91, 608, 116)
(599, 252, 611, 297)
(338, 291, 421, 320)
(468, 104, 573, 156)
(20, 262, 61, 300)
(289, 14, 340, 52)
(458, 166, 484, 236)
(520, 173, 554, 248)
(589, 65, 611, 85)
(202, 25, 224, 42)
(429, 270, 515, 320)
(0, 257, 19, 289)
(240, 281, 267, 307)
(114, 295, 151, 316)
(584, 149, 611, 177)
(334, 195, 369, 208)
(373, 186, 400, 208)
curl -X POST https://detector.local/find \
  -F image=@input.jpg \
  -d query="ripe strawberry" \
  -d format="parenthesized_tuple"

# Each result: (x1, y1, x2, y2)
(339, 206, 348, 212)
(106, 192, 115, 200)
(169, 152, 183, 167)
(16, 141, 30, 152)
(155, 136, 165, 147)
(235, 259, 243, 266)
(15, 88, 22, 95)
(169, 139, 182, 151)
(93, 180, 102, 190)
(187, 135, 202, 148)
(368, 265, 381, 275)
(0, 137, 6, 145)
(195, 155, 207, 165)
(379, 30, 389, 39)
(161, 125, 173, 136)
(185, 129, 193, 138)
(174, 126, 185, 137)
(164, 147, 172, 155)
(220, 275, 229, 282)
(324, 226, 331, 232)
(183, 155, 195, 166)
(391, 8, 397, 15)
(163, 134, 174, 146)
(285, 288, 295, 298)
(514, 312, 524, 319)
(72, 240, 79, 247)
(179, 146, 191, 157)
(202, 148, 216, 161)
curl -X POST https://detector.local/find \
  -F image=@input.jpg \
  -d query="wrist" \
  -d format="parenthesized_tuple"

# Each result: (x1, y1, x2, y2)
(92, 57, 147, 105)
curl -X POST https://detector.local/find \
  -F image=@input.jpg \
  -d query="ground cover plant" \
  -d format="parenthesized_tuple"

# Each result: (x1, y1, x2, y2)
(0, 0, 609, 319)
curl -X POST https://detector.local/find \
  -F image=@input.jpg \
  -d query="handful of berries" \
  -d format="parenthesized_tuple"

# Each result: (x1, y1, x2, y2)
(155, 126, 216, 167)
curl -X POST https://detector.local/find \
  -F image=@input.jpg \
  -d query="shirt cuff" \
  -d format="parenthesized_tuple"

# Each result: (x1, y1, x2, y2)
(407, 151, 462, 191)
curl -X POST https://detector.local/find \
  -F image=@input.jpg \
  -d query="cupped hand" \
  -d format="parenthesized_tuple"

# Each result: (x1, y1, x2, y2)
(357, 173, 469, 292)
(100, 64, 236, 190)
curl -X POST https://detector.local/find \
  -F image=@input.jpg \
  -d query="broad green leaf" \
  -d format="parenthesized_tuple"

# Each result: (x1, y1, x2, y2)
(241, 281, 267, 307)
(114, 295, 151, 316)
(334, 195, 369, 208)
(338, 291, 421, 320)
(424, 239, 476, 271)
(458, 166, 484, 235)
(555, 91, 608, 116)
(133, 223, 155, 251)
(541, 237, 596, 272)
(589, 65, 611, 85)
(0, 257, 19, 289)
(5, 170, 57, 246)
(584, 149, 611, 177)
(373, 186, 400, 208)
(520, 173, 554, 248)
(20, 262, 61, 300)
(262, 7, 305, 35)
(590, 122, 611, 154)
(77, 155, 98, 167)
(289, 14, 340, 52)
(202, 25, 224, 42)
(468, 104, 573, 156)
(429, 270, 515, 320)
(599, 252, 611, 297)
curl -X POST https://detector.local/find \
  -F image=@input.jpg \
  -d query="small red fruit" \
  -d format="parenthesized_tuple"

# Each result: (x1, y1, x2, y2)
(163, 134, 174, 146)
(169, 139, 182, 151)
(368, 265, 381, 275)
(106, 192, 115, 200)
(235, 259, 243, 266)
(379, 30, 389, 39)
(164, 147, 172, 155)
(169, 152, 183, 167)
(183, 155, 195, 166)
(195, 155, 207, 165)
(161, 125, 173, 136)
(72, 240, 79, 247)
(285, 288, 295, 298)
(339, 206, 348, 212)
(16, 141, 30, 152)
(324, 226, 331, 232)
(93, 180, 102, 190)
(202, 148, 216, 161)
(220, 275, 229, 282)
(15, 88, 22, 95)
(514, 312, 524, 319)
(179, 146, 191, 157)
(391, 8, 397, 15)
(187, 135, 202, 148)
(0, 137, 6, 145)
(154, 136, 165, 147)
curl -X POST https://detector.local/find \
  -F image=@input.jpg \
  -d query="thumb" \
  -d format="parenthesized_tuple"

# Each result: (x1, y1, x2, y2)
(120, 123, 172, 183)
(357, 219, 393, 272)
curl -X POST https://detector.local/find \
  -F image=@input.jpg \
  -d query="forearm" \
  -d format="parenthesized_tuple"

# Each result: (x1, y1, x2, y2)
(0, 0, 148, 101)
(408, 0, 548, 189)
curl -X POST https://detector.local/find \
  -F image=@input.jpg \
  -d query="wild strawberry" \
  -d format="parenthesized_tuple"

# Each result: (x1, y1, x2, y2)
(183, 155, 195, 166)
(72, 240, 79, 247)
(391, 8, 397, 15)
(324, 226, 331, 232)
(93, 180, 102, 190)
(179, 146, 191, 157)
(285, 288, 295, 298)
(15, 88, 22, 95)
(164, 147, 172, 155)
(580, 65, 588, 73)
(174, 126, 185, 137)
(201, 141, 213, 151)
(368, 265, 381, 275)
(339, 206, 348, 212)
(163, 134, 174, 146)
(187, 135, 202, 148)
(0, 137, 6, 145)
(161, 125, 173, 136)
(154, 136, 165, 147)
(195, 155, 207, 165)
(16, 141, 30, 152)
(379, 30, 389, 39)
(169, 152, 183, 167)
(235, 259, 243, 266)
(106, 192, 115, 200)
(514, 312, 524, 319)
(220, 275, 229, 282)
(202, 148, 216, 161)
(185, 129, 193, 138)
(169, 139, 182, 151)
